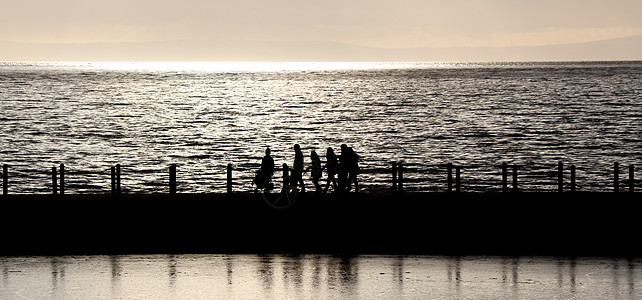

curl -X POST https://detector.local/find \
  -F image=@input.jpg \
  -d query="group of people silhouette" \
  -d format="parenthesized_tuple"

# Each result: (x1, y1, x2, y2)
(255, 144, 360, 194)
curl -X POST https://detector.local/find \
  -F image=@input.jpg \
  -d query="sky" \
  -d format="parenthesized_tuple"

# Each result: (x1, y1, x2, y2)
(2, 0, 642, 47)
(1, 0, 642, 61)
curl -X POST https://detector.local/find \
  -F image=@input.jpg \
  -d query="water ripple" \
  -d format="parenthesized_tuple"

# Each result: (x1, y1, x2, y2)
(1, 62, 641, 193)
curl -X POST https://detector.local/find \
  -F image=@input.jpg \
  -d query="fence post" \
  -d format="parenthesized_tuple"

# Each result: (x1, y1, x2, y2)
(614, 162, 619, 193)
(630, 165, 635, 193)
(455, 166, 461, 193)
(502, 163, 508, 193)
(282, 163, 289, 187)
(570, 165, 576, 193)
(116, 164, 121, 196)
(398, 162, 404, 193)
(512, 165, 518, 192)
(2, 164, 7, 196)
(169, 164, 177, 195)
(392, 162, 398, 194)
(558, 162, 563, 193)
(52, 166, 58, 195)
(111, 166, 116, 197)
(447, 163, 453, 192)
(59, 163, 65, 196)
(226, 163, 233, 194)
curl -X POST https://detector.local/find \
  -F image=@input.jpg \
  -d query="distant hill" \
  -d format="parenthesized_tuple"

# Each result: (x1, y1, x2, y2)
(2, 35, 642, 62)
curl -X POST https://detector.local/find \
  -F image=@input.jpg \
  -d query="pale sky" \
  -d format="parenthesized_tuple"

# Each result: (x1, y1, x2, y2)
(2, 0, 641, 49)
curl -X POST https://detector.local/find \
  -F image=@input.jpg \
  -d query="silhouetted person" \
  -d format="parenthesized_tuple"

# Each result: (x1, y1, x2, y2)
(255, 147, 275, 190)
(261, 147, 275, 175)
(324, 147, 338, 193)
(291, 144, 305, 192)
(337, 162, 349, 193)
(309, 150, 322, 193)
(340, 144, 360, 192)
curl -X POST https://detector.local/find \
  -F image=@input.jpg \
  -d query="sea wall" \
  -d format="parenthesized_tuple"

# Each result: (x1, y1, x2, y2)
(1, 192, 639, 257)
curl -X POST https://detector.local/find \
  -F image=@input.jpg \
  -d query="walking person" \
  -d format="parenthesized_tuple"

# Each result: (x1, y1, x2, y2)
(340, 144, 360, 193)
(309, 150, 323, 193)
(337, 162, 349, 193)
(291, 144, 306, 192)
(254, 147, 275, 190)
(324, 147, 338, 193)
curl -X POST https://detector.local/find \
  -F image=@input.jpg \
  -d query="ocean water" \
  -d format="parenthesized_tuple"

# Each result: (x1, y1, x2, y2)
(1, 254, 640, 299)
(1, 61, 641, 194)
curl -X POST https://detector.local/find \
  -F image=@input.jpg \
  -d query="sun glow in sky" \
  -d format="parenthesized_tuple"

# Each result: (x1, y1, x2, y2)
(1, 0, 642, 61)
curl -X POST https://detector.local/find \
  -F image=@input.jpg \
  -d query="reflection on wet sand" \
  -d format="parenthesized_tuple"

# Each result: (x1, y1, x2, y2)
(50, 257, 65, 299)
(110, 256, 121, 299)
(0, 255, 640, 299)
(613, 258, 637, 299)
(327, 255, 359, 296)
(393, 256, 404, 287)
(258, 254, 274, 291)
(225, 255, 233, 285)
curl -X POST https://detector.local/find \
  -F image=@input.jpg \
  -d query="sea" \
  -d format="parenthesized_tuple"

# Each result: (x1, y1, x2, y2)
(1, 254, 641, 299)
(1, 61, 641, 194)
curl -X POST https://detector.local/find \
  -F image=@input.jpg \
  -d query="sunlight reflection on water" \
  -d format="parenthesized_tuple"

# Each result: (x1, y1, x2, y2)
(1, 254, 640, 299)
(26, 62, 458, 72)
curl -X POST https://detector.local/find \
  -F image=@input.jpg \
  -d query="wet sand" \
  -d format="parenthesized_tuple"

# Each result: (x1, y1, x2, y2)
(0, 192, 639, 256)
(3, 254, 640, 299)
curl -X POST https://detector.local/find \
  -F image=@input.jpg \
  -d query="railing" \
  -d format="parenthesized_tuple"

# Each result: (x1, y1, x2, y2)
(0, 161, 637, 196)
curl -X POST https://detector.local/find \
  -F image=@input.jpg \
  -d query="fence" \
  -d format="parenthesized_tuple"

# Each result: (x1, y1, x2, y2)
(0, 161, 637, 196)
